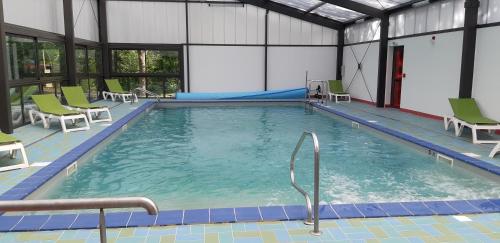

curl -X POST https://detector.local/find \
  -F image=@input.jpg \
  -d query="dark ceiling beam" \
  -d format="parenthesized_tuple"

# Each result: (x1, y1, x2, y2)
(304, 2, 325, 14)
(240, 0, 343, 30)
(319, 0, 384, 18)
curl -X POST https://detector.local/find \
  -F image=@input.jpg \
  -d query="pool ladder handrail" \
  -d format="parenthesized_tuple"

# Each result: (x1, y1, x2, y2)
(133, 87, 161, 102)
(0, 197, 159, 243)
(290, 131, 321, 235)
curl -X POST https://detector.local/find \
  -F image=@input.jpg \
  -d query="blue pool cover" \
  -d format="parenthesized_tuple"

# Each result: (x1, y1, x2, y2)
(176, 88, 306, 100)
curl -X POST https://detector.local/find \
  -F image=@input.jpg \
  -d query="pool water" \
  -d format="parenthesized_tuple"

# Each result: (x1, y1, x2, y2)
(41, 105, 500, 209)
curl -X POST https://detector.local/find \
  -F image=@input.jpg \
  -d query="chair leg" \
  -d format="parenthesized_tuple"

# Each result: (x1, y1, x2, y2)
(60, 117, 68, 133)
(87, 110, 94, 123)
(472, 128, 478, 144)
(19, 145, 29, 167)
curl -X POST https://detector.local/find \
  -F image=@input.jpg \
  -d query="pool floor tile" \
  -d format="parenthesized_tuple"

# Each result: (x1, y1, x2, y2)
(378, 203, 412, 217)
(71, 214, 99, 229)
(467, 199, 500, 213)
(40, 214, 78, 231)
(155, 210, 183, 226)
(183, 209, 209, 225)
(210, 208, 236, 223)
(259, 206, 288, 221)
(283, 205, 307, 220)
(401, 202, 435, 216)
(127, 212, 157, 227)
(331, 204, 364, 218)
(11, 215, 49, 231)
(235, 207, 261, 222)
(0, 216, 22, 231)
(355, 204, 387, 218)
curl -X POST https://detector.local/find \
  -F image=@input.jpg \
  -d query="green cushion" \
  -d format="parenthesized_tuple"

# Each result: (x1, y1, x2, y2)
(329, 80, 348, 94)
(449, 98, 499, 124)
(105, 79, 126, 93)
(31, 94, 81, 116)
(0, 132, 18, 145)
(61, 86, 105, 109)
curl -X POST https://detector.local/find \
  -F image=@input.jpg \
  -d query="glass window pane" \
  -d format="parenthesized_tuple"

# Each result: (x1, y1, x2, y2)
(147, 77, 164, 97)
(112, 50, 140, 73)
(38, 40, 66, 77)
(271, 0, 322, 11)
(76, 46, 87, 74)
(10, 87, 23, 128)
(89, 78, 98, 100)
(88, 48, 101, 74)
(22, 85, 40, 124)
(166, 78, 181, 97)
(42, 82, 61, 99)
(6, 36, 36, 80)
(146, 50, 180, 74)
(312, 4, 365, 22)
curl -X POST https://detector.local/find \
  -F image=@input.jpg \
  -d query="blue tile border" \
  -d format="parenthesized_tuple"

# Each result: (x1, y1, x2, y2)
(0, 199, 498, 232)
(0, 100, 498, 233)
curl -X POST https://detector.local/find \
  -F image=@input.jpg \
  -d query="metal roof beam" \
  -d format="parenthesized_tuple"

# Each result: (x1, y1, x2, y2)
(304, 2, 326, 14)
(319, 0, 384, 18)
(241, 0, 343, 30)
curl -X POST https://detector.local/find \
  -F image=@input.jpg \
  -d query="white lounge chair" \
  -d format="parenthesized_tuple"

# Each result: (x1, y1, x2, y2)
(62, 86, 112, 123)
(0, 132, 29, 172)
(29, 94, 90, 133)
(328, 80, 351, 103)
(446, 98, 500, 144)
(102, 79, 138, 103)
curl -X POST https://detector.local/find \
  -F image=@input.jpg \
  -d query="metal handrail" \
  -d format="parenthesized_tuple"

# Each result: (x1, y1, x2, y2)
(0, 197, 159, 243)
(134, 87, 161, 102)
(290, 131, 321, 236)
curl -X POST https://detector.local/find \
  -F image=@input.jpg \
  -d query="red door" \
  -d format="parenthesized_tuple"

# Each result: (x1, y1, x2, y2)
(391, 46, 404, 108)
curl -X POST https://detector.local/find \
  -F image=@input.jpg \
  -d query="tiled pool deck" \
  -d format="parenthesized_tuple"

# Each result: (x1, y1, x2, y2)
(0, 99, 499, 242)
(1, 213, 499, 242)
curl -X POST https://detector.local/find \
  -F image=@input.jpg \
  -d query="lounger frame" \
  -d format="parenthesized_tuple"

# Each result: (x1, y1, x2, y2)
(102, 91, 137, 103)
(0, 142, 29, 172)
(70, 107, 112, 123)
(329, 93, 351, 103)
(444, 115, 500, 144)
(29, 110, 90, 133)
(489, 143, 500, 158)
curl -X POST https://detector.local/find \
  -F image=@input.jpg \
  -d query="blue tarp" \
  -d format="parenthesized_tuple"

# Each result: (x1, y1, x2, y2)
(176, 88, 306, 100)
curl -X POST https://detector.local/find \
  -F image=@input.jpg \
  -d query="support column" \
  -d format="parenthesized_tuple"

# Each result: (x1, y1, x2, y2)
(459, 0, 480, 98)
(98, 0, 110, 85)
(185, 0, 190, 92)
(376, 15, 389, 107)
(0, 0, 13, 133)
(63, 0, 77, 85)
(264, 10, 269, 91)
(336, 28, 344, 80)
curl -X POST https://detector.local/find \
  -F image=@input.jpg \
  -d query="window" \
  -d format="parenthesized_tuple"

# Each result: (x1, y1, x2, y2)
(10, 85, 41, 127)
(76, 45, 102, 101)
(6, 36, 36, 80)
(110, 46, 184, 97)
(38, 40, 66, 77)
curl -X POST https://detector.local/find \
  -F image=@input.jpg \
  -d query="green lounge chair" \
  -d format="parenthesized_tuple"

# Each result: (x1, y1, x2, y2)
(103, 79, 137, 103)
(62, 86, 112, 123)
(29, 94, 90, 133)
(328, 80, 351, 103)
(0, 132, 29, 172)
(445, 98, 500, 144)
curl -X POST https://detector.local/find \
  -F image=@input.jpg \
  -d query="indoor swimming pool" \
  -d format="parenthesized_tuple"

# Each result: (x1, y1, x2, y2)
(33, 104, 500, 209)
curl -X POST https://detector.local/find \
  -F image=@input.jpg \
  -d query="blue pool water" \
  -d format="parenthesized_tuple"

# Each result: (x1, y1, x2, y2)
(41, 105, 500, 209)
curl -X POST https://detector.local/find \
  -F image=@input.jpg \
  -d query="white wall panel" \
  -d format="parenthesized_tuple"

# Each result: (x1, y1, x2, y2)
(311, 25, 323, 45)
(415, 7, 428, 34)
(395, 12, 405, 37)
(213, 7, 226, 43)
(268, 12, 280, 44)
(453, 0, 465, 28)
(301, 22, 312, 44)
(290, 18, 302, 43)
(279, 15, 291, 45)
(473, 26, 500, 121)
(404, 10, 416, 36)
(398, 31, 463, 116)
(487, 0, 500, 23)
(224, 7, 236, 44)
(107, 1, 186, 43)
(342, 43, 379, 103)
(189, 46, 264, 92)
(235, 6, 247, 44)
(268, 47, 336, 90)
(439, 0, 455, 30)
(478, 0, 489, 24)
(73, 0, 99, 41)
(427, 4, 440, 31)
(4, 0, 64, 34)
